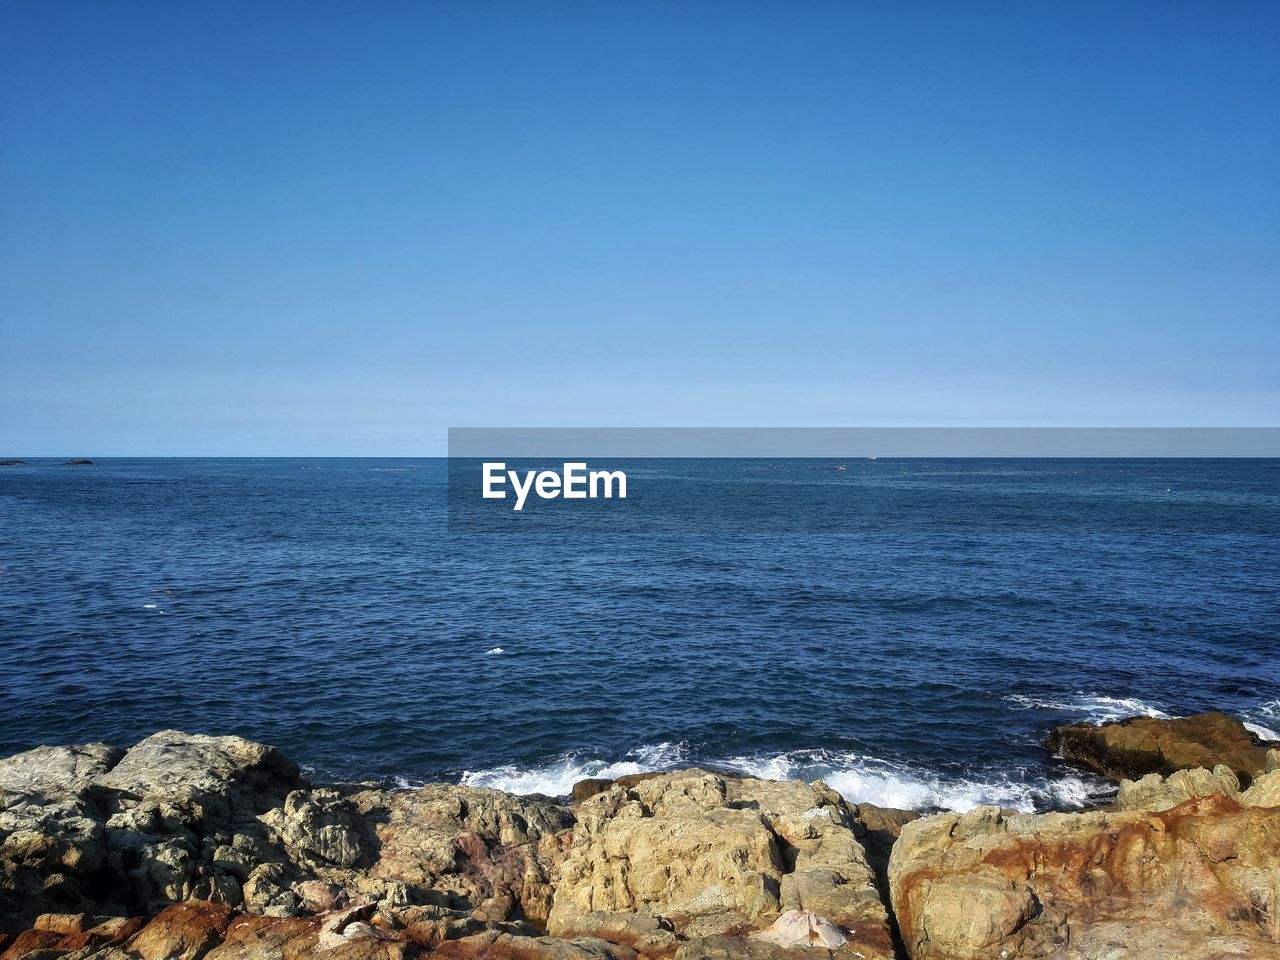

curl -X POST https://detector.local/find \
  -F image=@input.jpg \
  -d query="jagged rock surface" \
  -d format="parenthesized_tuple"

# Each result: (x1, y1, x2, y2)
(6, 730, 1280, 960)
(0, 732, 570, 932)
(889, 786, 1280, 960)
(2, 736, 886, 959)
(547, 770, 895, 959)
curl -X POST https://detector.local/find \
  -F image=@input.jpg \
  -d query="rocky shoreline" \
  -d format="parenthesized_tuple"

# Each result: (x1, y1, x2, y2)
(1, 713, 1277, 960)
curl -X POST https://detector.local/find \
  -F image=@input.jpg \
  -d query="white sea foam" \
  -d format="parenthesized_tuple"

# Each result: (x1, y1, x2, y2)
(461, 743, 1105, 813)
(1004, 693, 1172, 723)
(1246, 701, 1280, 740)
(1007, 692, 1280, 743)
(1244, 721, 1280, 742)
(725, 748, 1102, 813)
(461, 742, 689, 797)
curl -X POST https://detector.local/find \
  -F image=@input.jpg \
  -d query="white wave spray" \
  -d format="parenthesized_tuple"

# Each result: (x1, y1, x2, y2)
(1004, 692, 1173, 722)
(460, 743, 1106, 813)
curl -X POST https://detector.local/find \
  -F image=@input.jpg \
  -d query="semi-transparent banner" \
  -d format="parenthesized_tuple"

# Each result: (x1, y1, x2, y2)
(447, 428, 1280, 534)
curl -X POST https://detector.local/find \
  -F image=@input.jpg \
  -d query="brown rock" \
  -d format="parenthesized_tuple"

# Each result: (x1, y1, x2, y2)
(30, 914, 87, 935)
(570, 774, 669, 806)
(203, 913, 320, 959)
(126, 900, 234, 960)
(1046, 712, 1270, 785)
(848, 801, 921, 887)
(545, 911, 678, 953)
(0, 928, 65, 959)
(570, 779, 614, 805)
(674, 935, 840, 959)
(889, 793, 1280, 960)
(434, 929, 636, 959)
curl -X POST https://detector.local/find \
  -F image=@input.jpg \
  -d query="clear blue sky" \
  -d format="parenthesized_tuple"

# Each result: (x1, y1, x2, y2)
(2, 2, 1278, 455)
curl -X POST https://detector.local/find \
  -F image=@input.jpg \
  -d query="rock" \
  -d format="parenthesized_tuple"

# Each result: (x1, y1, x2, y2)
(0, 460, 27, 466)
(675, 935, 839, 959)
(31, 913, 90, 935)
(0, 744, 122, 798)
(569, 774, 667, 806)
(0, 792, 111, 926)
(1047, 712, 1271, 785)
(545, 911, 679, 952)
(124, 900, 234, 960)
(848, 802, 919, 847)
(317, 904, 396, 949)
(749, 909, 846, 948)
(847, 802, 920, 907)
(10, 728, 1273, 960)
(433, 929, 637, 959)
(548, 770, 894, 959)
(1242, 767, 1280, 808)
(349, 782, 573, 923)
(0, 731, 307, 924)
(1115, 763, 1241, 812)
(269, 788, 367, 869)
(889, 793, 1280, 960)
(0, 927, 67, 957)
(61, 459, 93, 465)
(570, 779, 614, 805)
(96, 730, 302, 823)
(1110, 756, 1280, 813)
(203, 913, 320, 959)
(294, 878, 346, 913)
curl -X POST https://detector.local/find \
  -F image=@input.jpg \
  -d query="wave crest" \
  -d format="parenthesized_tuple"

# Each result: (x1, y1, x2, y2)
(1004, 693, 1172, 722)
(460, 744, 1108, 813)
(461, 742, 689, 796)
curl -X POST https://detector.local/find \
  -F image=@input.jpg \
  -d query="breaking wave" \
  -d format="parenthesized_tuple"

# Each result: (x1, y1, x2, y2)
(461, 742, 690, 796)
(1245, 721, 1280, 742)
(1247, 701, 1280, 741)
(1006, 692, 1279, 742)
(723, 749, 1104, 813)
(460, 744, 1108, 813)
(1004, 693, 1173, 722)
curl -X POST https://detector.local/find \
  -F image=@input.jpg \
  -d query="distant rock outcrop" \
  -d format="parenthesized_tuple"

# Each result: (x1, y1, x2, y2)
(1046, 710, 1272, 785)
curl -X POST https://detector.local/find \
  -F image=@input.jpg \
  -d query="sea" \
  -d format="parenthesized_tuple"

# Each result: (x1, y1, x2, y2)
(2, 458, 1277, 813)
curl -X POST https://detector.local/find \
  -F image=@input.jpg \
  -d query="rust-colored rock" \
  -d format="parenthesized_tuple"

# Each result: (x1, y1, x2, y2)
(0, 913, 144, 958)
(1046, 711, 1270, 785)
(889, 793, 1280, 960)
(0, 928, 67, 960)
(433, 929, 636, 959)
(126, 900, 235, 960)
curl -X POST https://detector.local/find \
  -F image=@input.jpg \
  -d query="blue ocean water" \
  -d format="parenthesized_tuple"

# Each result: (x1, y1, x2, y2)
(1, 458, 1277, 811)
